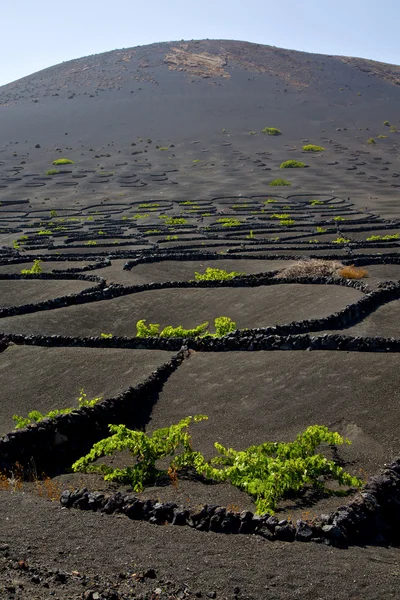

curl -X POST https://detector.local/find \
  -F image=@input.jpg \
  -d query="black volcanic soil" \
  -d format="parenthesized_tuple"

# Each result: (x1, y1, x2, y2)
(0, 283, 363, 336)
(0, 38, 399, 599)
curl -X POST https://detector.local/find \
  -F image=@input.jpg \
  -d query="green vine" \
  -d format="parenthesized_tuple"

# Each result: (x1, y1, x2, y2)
(72, 420, 363, 514)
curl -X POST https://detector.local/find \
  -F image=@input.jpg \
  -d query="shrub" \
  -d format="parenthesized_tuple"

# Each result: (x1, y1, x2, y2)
(333, 237, 350, 244)
(302, 144, 325, 152)
(38, 230, 52, 235)
(377, 135, 388, 139)
(50, 210, 58, 218)
(316, 227, 327, 233)
(46, 169, 60, 175)
(269, 179, 292, 186)
(261, 127, 282, 136)
(72, 420, 363, 514)
(389, 125, 397, 133)
(263, 199, 277, 204)
(135, 317, 237, 338)
(280, 160, 306, 168)
(139, 203, 160, 208)
(333, 216, 345, 221)
(100, 333, 113, 339)
(367, 138, 375, 144)
(165, 235, 178, 241)
(383, 120, 390, 126)
(217, 217, 241, 227)
(338, 265, 368, 279)
(194, 267, 244, 281)
(275, 259, 344, 279)
(159, 217, 187, 225)
(72, 416, 208, 491)
(270, 213, 291, 219)
(310, 200, 324, 205)
(85, 240, 97, 245)
(214, 316, 236, 337)
(52, 158, 74, 165)
(21, 259, 42, 275)
(279, 219, 295, 226)
(12, 389, 102, 429)
(366, 233, 399, 241)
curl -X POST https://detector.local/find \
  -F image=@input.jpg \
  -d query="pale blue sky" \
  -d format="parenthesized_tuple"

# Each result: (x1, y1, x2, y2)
(1, 0, 399, 86)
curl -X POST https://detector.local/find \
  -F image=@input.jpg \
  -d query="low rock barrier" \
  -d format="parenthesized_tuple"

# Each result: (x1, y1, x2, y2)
(60, 457, 400, 547)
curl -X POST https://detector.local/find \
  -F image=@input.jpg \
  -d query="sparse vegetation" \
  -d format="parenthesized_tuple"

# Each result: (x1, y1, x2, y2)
(12, 389, 102, 429)
(46, 169, 60, 175)
(366, 233, 399, 241)
(269, 179, 292, 186)
(333, 237, 351, 244)
(261, 127, 282, 136)
(275, 259, 344, 279)
(100, 333, 113, 339)
(338, 265, 368, 279)
(194, 267, 244, 281)
(21, 259, 43, 275)
(159, 216, 187, 225)
(280, 160, 306, 168)
(217, 217, 242, 227)
(136, 317, 237, 338)
(367, 138, 375, 144)
(52, 158, 75, 165)
(303, 144, 325, 152)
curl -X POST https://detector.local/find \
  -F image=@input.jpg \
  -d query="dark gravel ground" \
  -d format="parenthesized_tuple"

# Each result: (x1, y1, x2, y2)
(0, 491, 399, 600)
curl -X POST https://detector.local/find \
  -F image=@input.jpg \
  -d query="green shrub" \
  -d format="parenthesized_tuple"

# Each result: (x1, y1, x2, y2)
(21, 259, 42, 275)
(85, 240, 97, 245)
(333, 237, 350, 244)
(389, 125, 397, 133)
(280, 160, 306, 168)
(316, 227, 327, 233)
(139, 203, 160, 208)
(383, 120, 390, 126)
(38, 230, 52, 235)
(377, 135, 388, 139)
(135, 317, 236, 338)
(303, 144, 325, 152)
(165, 235, 178, 241)
(217, 217, 242, 227)
(46, 169, 60, 175)
(269, 179, 291, 186)
(213, 316, 236, 337)
(261, 127, 282, 136)
(310, 200, 324, 205)
(52, 158, 75, 165)
(367, 138, 375, 144)
(194, 267, 244, 281)
(12, 389, 102, 429)
(279, 219, 295, 226)
(159, 216, 187, 225)
(72, 420, 363, 515)
(270, 213, 291, 219)
(72, 416, 208, 491)
(263, 199, 277, 204)
(333, 216, 345, 221)
(366, 233, 399, 241)
(100, 333, 113, 339)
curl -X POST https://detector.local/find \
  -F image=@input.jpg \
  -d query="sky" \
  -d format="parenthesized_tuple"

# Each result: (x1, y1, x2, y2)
(1, 0, 399, 86)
